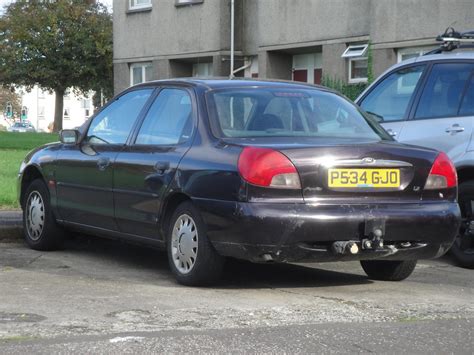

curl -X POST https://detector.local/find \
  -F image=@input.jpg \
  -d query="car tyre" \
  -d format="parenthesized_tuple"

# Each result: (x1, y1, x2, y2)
(450, 181, 474, 269)
(167, 201, 225, 286)
(23, 179, 64, 251)
(360, 260, 417, 281)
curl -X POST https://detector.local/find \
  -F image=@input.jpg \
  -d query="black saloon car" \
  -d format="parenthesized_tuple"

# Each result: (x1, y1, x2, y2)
(18, 79, 461, 286)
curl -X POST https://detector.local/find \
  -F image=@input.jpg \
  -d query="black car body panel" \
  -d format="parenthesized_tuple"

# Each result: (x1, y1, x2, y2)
(18, 79, 461, 264)
(194, 198, 458, 262)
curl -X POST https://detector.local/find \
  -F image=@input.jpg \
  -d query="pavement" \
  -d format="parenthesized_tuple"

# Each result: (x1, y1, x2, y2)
(0, 210, 22, 240)
(0, 231, 473, 353)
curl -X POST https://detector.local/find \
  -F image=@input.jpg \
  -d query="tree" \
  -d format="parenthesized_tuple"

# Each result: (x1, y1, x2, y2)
(0, 86, 21, 116)
(0, 0, 112, 132)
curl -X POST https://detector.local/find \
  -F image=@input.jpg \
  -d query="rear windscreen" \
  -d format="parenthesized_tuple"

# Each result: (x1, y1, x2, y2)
(206, 88, 388, 140)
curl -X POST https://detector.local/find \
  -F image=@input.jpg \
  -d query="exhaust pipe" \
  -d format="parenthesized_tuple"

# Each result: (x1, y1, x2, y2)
(331, 241, 359, 255)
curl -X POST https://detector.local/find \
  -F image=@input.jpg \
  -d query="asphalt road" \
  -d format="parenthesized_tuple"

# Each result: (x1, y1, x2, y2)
(0, 236, 473, 353)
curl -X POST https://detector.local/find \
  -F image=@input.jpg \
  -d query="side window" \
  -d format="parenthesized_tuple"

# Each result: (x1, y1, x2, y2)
(415, 63, 474, 119)
(360, 65, 425, 122)
(135, 89, 193, 145)
(460, 74, 474, 116)
(86, 89, 153, 144)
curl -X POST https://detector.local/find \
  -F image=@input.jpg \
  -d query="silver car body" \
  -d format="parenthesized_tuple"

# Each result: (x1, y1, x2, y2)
(356, 52, 474, 174)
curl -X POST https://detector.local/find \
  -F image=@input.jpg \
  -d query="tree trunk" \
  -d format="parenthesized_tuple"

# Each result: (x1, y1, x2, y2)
(53, 88, 65, 132)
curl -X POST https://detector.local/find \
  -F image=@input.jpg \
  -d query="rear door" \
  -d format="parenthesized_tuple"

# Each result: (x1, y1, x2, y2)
(397, 62, 474, 162)
(358, 64, 427, 139)
(113, 87, 195, 239)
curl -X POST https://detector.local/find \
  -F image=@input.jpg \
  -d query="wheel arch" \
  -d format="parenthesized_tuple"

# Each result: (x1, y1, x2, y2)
(160, 192, 193, 237)
(20, 165, 45, 208)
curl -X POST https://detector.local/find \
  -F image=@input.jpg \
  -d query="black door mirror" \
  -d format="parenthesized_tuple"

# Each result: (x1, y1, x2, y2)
(59, 129, 80, 144)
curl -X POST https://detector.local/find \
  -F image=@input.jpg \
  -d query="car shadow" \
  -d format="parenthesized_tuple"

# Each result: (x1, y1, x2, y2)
(9, 234, 466, 288)
(58, 235, 372, 289)
(218, 258, 372, 289)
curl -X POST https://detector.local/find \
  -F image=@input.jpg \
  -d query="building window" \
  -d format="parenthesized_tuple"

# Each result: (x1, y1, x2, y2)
(82, 98, 92, 117)
(64, 108, 70, 120)
(129, 0, 152, 10)
(82, 98, 91, 109)
(38, 106, 45, 119)
(397, 46, 436, 63)
(130, 62, 153, 86)
(175, 0, 203, 6)
(342, 44, 368, 83)
(38, 88, 46, 99)
(342, 44, 368, 58)
(192, 62, 212, 77)
(349, 58, 368, 83)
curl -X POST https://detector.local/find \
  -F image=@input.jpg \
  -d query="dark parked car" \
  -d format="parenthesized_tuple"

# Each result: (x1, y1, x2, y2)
(18, 79, 460, 286)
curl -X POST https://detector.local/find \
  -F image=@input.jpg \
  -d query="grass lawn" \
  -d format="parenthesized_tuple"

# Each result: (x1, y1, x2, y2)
(0, 131, 58, 209)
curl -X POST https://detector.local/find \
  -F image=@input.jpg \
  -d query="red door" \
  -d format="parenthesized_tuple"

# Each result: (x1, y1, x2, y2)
(293, 69, 308, 82)
(314, 69, 322, 85)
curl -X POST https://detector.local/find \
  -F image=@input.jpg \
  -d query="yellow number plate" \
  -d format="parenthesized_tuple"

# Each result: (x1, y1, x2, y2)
(328, 169, 400, 188)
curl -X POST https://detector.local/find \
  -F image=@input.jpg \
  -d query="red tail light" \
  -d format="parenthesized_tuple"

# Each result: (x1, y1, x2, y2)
(238, 147, 301, 189)
(424, 152, 457, 190)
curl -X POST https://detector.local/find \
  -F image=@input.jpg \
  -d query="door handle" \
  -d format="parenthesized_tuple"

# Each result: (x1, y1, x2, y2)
(445, 124, 465, 134)
(386, 129, 397, 137)
(154, 161, 170, 174)
(97, 157, 110, 171)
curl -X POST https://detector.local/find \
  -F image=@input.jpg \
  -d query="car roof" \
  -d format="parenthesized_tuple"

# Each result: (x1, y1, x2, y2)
(355, 50, 474, 103)
(132, 77, 337, 92)
(385, 50, 474, 71)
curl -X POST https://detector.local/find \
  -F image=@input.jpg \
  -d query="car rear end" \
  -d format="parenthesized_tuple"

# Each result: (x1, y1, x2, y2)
(201, 83, 461, 264)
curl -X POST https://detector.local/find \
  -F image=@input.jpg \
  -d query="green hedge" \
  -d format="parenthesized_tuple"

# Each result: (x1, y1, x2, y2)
(321, 76, 368, 101)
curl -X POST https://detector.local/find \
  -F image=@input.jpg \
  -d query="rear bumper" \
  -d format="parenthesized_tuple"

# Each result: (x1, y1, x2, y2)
(193, 199, 461, 263)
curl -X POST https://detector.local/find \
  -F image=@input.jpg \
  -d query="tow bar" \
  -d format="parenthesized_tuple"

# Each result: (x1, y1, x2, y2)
(331, 219, 386, 255)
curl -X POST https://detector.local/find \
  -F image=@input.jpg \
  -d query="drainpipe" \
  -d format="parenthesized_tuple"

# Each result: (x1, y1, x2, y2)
(230, 0, 235, 79)
(232, 57, 252, 76)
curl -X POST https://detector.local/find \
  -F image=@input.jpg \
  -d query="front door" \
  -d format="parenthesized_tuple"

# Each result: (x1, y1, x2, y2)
(55, 88, 154, 230)
(358, 64, 427, 140)
(113, 88, 195, 239)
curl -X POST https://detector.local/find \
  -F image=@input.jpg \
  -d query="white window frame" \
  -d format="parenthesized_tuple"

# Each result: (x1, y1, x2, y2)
(130, 62, 153, 86)
(342, 44, 369, 84)
(348, 57, 369, 84)
(397, 46, 435, 63)
(129, 0, 152, 10)
(175, 0, 203, 6)
(342, 44, 368, 58)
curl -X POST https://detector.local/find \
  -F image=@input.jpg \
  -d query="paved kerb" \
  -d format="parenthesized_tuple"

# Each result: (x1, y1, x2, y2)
(0, 210, 22, 240)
